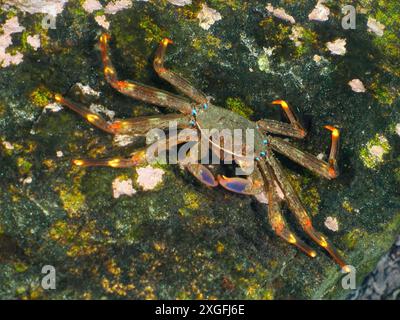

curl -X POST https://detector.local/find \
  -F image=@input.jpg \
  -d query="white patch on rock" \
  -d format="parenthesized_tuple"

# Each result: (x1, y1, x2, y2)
(112, 177, 136, 198)
(324, 216, 339, 232)
(0, 16, 25, 68)
(82, 0, 103, 13)
(289, 26, 304, 47)
(308, 0, 330, 22)
(76, 83, 101, 97)
(27, 34, 41, 51)
(369, 145, 385, 158)
(22, 176, 32, 185)
(95, 15, 110, 30)
(89, 104, 115, 120)
(396, 123, 400, 137)
(44, 102, 63, 112)
(197, 3, 222, 30)
(2, 16, 25, 34)
(348, 79, 366, 93)
(113, 134, 137, 147)
(326, 38, 346, 56)
(105, 0, 133, 15)
(257, 47, 274, 73)
(367, 17, 385, 37)
(136, 166, 165, 191)
(3, 0, 68, 16)
(266, 3, 295, 24)
(2, 141, 14, 150)
(167, 0, 191, 6)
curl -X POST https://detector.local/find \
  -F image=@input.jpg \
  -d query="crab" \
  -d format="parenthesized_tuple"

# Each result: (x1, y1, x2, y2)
(54, 34, 347, 270)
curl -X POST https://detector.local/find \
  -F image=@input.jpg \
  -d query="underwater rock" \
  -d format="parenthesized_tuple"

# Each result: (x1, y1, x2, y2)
(326, 38, 347, 56)
(112, 178, 137, 198)
(308, 0, 330, 22)
(266, 3, 296, 24)
(136, 166, 165, 191)
(367, 17, 385, 37)
(197, 3, 222, 30)
(348, 79, 366, 93)
(348, 236, 400, 300)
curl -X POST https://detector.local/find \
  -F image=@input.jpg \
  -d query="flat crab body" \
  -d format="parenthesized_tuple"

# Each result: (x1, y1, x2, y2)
(54, 34, 348, 271)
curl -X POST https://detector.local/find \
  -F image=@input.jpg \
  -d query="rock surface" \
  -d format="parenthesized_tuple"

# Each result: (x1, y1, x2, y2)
(0, 0, 399, 300)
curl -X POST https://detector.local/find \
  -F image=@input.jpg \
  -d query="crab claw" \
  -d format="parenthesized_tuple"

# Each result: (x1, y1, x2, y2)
(217, 175, 263, 195)
(186, 164, 218, 187)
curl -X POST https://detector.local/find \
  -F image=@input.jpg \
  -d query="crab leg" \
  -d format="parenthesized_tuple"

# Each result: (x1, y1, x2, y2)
(99, 34, 193, 114)
(217, 166, 264, 195)
(154, 38, 209, 105)
(268, 126, 340, 179)
(258, 161, 317, 258)
(54, 94, 191, 135)
(180, 142, 218, 188)
(265, 154, 347, 269)
(257, 100, 306, 139)
(72, 129, 197, 168)
(73, 149, 147, 168)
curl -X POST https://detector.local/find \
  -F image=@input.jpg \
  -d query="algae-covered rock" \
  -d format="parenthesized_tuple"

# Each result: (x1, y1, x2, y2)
(0, 0, 399, 300)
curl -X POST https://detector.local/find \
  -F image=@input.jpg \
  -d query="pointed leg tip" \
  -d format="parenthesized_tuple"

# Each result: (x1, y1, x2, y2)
(72, 159, 85, 166)
(324, 125, 340, 137)
(100, 33, 111, 43)
(54, 93, 63, 103)
(271, 100, 288, 108)
(162, 38, 173, 46)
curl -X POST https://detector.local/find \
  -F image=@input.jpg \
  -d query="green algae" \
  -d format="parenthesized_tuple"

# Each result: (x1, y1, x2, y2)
(225, 97, 254, 119)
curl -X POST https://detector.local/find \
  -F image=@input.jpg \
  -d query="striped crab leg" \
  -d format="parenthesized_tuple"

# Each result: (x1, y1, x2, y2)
(265, 153, 348, 269)
(54, 94, 191, 135)
(268, 126, 340, 179)
(99, 34, 193, 114)
(257, 100, 307, 139)
(153, 38, 209, 106)
(258, 161, 317, 258)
